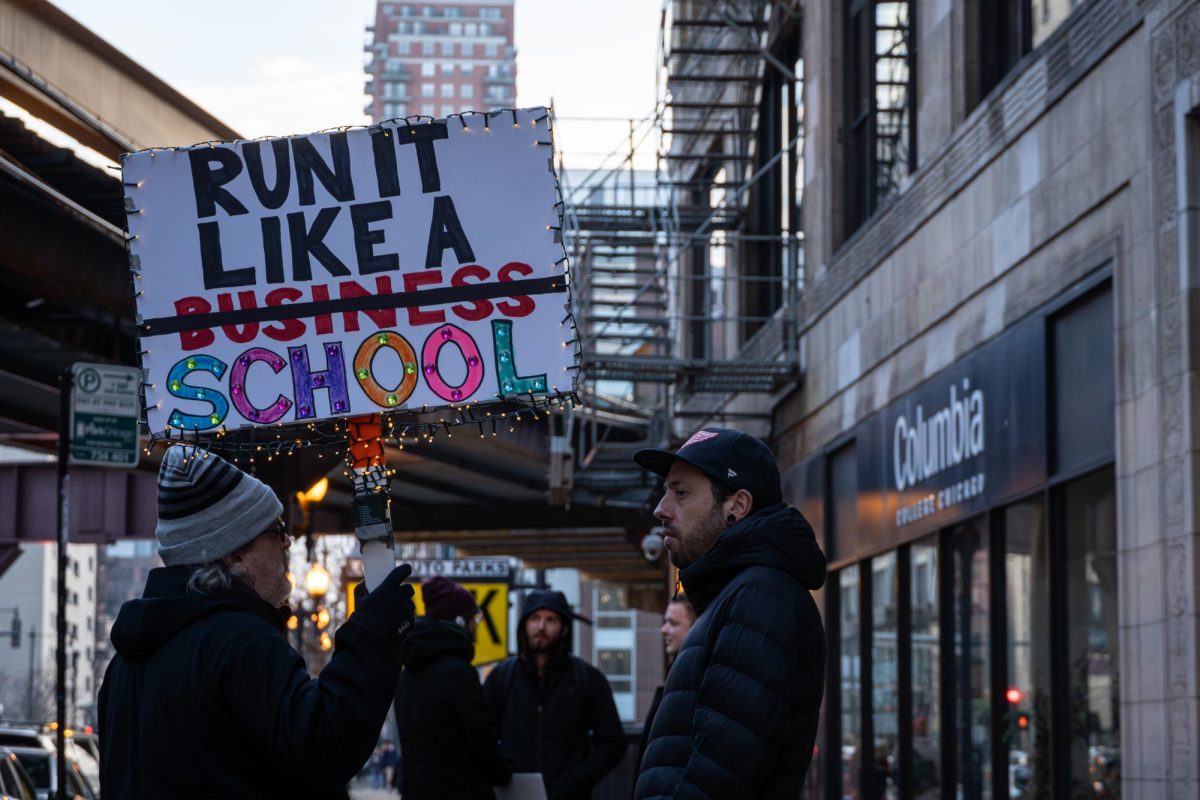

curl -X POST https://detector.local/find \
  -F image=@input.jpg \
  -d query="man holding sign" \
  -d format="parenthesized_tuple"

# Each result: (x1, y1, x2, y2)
(98, 446, 416, 798)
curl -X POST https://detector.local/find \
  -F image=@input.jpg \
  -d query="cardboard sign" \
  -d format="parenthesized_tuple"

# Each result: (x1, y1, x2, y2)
(124, 108, 573, 434)
(346, 578, 509, 666)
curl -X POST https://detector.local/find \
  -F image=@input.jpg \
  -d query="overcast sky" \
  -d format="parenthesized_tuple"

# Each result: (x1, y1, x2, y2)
(51, 0, 661, 170)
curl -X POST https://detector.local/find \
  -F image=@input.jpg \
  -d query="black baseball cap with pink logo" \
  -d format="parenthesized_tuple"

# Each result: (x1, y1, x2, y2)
(634, 428, 783, 508)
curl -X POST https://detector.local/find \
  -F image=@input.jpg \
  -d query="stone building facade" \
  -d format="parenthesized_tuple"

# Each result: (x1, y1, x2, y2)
(664, 0, 1200, 797)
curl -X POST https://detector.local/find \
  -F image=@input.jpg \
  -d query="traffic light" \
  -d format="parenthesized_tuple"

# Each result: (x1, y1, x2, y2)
(1017, 713, 1030, 730)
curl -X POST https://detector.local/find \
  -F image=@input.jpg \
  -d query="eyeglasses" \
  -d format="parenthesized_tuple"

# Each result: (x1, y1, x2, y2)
(261, 518, 289, 545)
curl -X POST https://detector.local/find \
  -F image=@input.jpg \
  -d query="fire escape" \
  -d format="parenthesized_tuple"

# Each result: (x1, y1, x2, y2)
(563, 0, 803, 508)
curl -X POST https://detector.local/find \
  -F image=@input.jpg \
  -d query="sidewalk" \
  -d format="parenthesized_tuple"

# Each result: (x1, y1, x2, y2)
(348, 787, 397, 800)
(347, 775, 398, 799)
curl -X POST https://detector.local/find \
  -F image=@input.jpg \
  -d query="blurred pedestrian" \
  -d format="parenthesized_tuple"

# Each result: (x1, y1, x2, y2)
(393, 577, 512, 799)
(483, 590, 625, 800)
(379, 740, 398, 791)
(98, 446, 416, 799)
(659, 593, 696, 668)
(368, 746, 384, 789)
(632, 428, 827, 799)
(633, 592, 696, 793)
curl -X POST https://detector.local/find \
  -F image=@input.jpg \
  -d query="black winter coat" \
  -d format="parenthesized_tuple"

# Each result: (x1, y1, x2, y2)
(98, 565, 406, 799)
(483, 650, 625, 800)
(393, 617, 512, 799)
(634, 503, 827, 800)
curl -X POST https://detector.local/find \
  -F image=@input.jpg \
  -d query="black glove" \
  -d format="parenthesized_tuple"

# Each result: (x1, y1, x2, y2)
(355, 563, 416, 642)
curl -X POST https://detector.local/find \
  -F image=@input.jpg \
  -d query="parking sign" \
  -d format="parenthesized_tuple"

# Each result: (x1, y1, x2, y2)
(70, 363, 141, 467)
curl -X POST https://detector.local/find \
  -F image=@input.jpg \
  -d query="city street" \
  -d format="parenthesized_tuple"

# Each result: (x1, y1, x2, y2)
(1, 0, 1199, 797)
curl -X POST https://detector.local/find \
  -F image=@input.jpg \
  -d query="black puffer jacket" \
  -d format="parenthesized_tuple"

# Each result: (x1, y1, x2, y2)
(394, 617, 512, 799)
(634, 503, 827, 799)
(98, 564, 412, 799)
(482, 602, 625, 800)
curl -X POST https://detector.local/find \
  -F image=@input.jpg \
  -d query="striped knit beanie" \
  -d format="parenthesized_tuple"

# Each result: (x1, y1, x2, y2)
(155, 446, 284, 566)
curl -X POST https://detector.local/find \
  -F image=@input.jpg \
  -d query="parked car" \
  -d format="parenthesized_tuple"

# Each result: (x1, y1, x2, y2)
(0, 747, 36, 800)
(8, 747, 95, 800)
(68, 733, 98, 764)
(0, 728, 99, 798)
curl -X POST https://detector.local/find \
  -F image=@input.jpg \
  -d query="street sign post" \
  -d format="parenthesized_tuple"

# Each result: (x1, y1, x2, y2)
(56, 362, 141, 795)
(69, 363, 141, 467)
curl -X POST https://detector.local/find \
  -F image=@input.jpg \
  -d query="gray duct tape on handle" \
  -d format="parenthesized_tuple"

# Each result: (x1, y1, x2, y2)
(354, 491, 396, 591)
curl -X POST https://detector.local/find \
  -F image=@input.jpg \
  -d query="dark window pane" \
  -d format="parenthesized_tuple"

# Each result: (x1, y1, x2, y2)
(874, 2, 912, 200)
(1052, 287, 1114, 473)
(911, 537, 942, 798)
(1005, 499, 1051, 798)
(973, 0, 1028, 107)
(872, 552, 900, 798)
(1063, 468, 1119, 797)
(831, 443, 858, 562)
(840, 566, 862, 797)
(597, 587, 627, 611)
(844, 0, 913, 235)
(597, 649, 631, 677)
(953, 521, 991, 799)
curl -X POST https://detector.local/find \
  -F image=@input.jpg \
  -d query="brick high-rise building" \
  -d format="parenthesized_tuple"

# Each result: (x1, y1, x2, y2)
(364, 1, 516, 123)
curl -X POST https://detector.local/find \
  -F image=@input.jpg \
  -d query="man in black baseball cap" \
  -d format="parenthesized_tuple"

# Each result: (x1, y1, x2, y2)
(632, 428, 827, 800)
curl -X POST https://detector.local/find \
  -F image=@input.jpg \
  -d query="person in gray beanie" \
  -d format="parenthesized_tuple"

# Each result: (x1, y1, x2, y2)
(98, 445, 416, 799)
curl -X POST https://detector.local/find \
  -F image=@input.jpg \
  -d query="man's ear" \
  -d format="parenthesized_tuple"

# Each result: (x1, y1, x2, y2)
(726, 489, 754, 523)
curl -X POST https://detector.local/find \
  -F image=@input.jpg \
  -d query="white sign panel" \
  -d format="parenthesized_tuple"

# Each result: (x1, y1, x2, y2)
(410, 558, 512, 580)
(124, 108, 573, 434)
(69, 362, 142, 467)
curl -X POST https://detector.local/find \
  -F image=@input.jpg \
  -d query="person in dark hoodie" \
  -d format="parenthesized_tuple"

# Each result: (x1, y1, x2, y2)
(482, 589, 625, 800)
(393, 576, 512, 798)
(98, 445, 416, 799)
(632, 428, 827, 800)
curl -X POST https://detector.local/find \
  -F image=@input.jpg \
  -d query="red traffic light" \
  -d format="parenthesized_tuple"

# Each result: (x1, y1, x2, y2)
(1005, 687, 1023, 704)
(1017, 713, 1030, 729)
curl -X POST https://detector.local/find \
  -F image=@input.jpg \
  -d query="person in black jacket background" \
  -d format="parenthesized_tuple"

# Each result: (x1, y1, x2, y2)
(98, 446, 416, 799)
(482, 590, 625, 800)
(393, 576, 512, 799)
(632, 428, 827, 800)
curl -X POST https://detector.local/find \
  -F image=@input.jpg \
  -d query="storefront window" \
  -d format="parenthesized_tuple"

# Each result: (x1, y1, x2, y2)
(953, 521, 991, 799)
(1052, 288, 1114, 474)
(830, 443, 858, 562)
(1005, 499, 1051, 798)
(840, 566, 861, 798)
(1062, 468, 1119, 797)
(910, 538, 941, 798)
(872, 553, 899, 798)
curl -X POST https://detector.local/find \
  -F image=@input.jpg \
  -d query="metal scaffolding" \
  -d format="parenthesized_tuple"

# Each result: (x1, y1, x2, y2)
(561, 0, 804, 503)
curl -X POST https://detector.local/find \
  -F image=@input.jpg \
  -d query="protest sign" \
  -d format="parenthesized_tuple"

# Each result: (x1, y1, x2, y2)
(124, 108, 575, 435)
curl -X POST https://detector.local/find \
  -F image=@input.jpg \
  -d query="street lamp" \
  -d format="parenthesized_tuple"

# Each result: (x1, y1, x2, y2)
(304, 563, 330, 599)
(296, 476, 329, 565)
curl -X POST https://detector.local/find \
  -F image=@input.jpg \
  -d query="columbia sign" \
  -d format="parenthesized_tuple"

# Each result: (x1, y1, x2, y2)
(892, 379, 984, 491)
